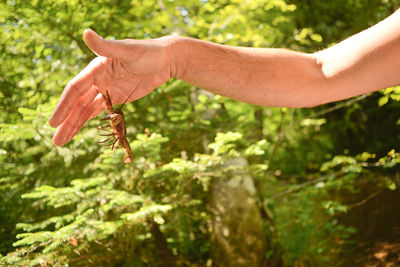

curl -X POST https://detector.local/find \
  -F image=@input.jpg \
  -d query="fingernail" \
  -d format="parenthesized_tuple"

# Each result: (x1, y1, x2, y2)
(53, 127, 65, 146)
(52, 135, 61, 146)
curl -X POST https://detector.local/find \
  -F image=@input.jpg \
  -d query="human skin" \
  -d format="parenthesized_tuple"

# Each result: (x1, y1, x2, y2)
(49, 9, 400, 146)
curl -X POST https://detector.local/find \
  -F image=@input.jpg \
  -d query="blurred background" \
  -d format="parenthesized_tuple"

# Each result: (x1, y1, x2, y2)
(1, 0, 399, 266)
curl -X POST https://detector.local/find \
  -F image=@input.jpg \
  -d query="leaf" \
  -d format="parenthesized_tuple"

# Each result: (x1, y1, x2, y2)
(0, 123, 36, 142)
(244, 139, 269, 156)
(378, 95, 389, 106)
(13, 232, 53, 247)
(121, 204, 172, 222)
(387, 181, 397, 191)
(209, 132, 242, 155)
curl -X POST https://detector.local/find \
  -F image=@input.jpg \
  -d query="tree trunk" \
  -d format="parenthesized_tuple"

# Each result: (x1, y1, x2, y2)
(150, 220, 177, 267)
(208, 157, 274, 267)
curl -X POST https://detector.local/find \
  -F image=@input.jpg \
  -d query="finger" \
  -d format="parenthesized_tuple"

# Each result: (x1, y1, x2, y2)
(52, 88, 102, 146)
(83, 29, 132, 59)
(49, 57, 108, 127)
(68, 94, 106, 139)
(66, 93, 106, 143)
(88, 100, 107, 121)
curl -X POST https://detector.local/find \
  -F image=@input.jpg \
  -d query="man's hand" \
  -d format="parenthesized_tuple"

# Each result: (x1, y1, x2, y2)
(50, 10, 400, 147)
(49, 29, 175, 146)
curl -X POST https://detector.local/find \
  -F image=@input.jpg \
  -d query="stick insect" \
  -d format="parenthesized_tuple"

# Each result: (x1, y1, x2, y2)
(98, 81, 142, 163)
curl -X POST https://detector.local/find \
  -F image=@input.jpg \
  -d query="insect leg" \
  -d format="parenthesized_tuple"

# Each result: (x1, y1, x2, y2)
(98, 124, 111, 128)
(98, 138, 111, 144)
(100, 133, 114, 137)
(103, 90, 115, 114)
(111, 138, 118, 150)
(98, 129, 113, 133)
(105, 139, 120, 155)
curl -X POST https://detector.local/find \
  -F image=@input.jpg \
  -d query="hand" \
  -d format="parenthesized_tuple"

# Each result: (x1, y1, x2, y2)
(49, 29, 175, 146)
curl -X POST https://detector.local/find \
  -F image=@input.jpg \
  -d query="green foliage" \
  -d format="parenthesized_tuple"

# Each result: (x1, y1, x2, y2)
(378, 86, 400, 106)
(1, 0, 399, 266)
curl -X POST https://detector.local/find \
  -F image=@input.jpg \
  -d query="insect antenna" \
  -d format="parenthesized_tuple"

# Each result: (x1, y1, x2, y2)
(117, 80, 143, 113)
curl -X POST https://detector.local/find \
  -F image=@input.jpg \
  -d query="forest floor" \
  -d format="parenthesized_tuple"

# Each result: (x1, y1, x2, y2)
(353, 239, 400, 267)
(338, 188, 400, 267)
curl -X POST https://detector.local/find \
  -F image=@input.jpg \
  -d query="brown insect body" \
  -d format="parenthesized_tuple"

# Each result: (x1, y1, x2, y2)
(98, 82, 141, 163)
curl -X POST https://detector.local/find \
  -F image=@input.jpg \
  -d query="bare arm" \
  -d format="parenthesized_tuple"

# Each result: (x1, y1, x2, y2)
(171, 9, 400, 107)
(171, 39, 323, 108)
(49, 10, 400, 145)
(315, 8, 400, 104)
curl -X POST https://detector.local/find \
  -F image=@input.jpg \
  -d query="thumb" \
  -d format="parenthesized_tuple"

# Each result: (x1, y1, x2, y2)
(83, 29, 128, 58)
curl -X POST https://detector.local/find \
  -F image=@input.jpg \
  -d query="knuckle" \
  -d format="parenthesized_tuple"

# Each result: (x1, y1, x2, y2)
(80, 103, 92, 118)
(68, 83, 81, 95)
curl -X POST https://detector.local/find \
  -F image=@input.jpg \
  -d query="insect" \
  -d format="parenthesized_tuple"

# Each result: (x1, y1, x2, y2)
(98, 81, 142, 163)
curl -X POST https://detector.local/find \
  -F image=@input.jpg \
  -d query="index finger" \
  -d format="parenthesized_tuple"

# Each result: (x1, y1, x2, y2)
(49, 57, 108, 127)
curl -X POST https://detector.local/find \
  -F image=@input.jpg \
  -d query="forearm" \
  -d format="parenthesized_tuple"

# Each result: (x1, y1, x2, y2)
(170, 37, 325, 108)
(168, 9, 400, 108)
